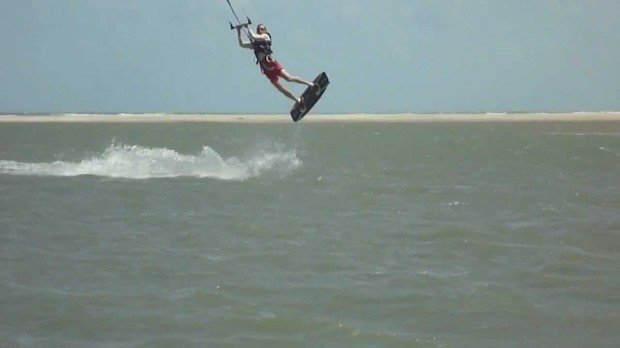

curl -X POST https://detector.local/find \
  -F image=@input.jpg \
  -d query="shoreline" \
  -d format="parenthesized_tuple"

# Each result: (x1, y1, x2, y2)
(1, 112, 619, 123)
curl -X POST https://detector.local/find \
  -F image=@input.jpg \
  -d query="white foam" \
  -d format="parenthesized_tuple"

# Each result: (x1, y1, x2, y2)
(0, 143, 301, 180)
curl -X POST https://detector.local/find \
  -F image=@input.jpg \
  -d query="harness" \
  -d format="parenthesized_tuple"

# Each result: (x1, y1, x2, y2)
(252, 33, 273, 65)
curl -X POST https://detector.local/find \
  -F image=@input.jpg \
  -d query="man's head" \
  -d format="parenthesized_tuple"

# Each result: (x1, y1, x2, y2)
(257, 24, 267, 34)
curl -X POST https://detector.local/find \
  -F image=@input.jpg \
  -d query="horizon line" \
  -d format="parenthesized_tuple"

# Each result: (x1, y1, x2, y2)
(2, 112, 619, 124)
(2, 110, 620, 116)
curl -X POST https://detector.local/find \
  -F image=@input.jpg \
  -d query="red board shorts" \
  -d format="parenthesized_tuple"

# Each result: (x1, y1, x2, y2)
(259, 57, 284, 84)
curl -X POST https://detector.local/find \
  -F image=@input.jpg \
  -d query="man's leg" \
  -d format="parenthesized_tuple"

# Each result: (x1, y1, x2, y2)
(280, 70, 317, 88)
(271, 80, 301, 104)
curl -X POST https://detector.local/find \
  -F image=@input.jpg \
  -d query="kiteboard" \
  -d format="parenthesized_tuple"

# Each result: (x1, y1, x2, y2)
(290, 72, 330, 122)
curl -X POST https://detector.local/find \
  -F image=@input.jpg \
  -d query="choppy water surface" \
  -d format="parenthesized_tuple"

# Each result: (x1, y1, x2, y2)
(1, 120, 619, 347)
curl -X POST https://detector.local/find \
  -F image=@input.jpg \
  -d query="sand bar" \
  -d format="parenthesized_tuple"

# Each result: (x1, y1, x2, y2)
(0, 112, 619, 123)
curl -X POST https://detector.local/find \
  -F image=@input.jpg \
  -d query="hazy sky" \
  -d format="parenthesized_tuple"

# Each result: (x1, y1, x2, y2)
(1, 0, 619, 113)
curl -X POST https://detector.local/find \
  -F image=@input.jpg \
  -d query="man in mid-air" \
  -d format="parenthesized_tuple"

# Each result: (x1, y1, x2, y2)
(237, 23, 318, 110)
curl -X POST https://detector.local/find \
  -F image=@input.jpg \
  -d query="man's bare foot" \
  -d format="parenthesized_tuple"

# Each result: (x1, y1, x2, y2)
(312, 82, 321, 95)
(297, 97, 306, 112)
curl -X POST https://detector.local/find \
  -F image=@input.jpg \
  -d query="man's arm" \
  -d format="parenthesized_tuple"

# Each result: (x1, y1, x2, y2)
(237, 27, 253, 49)
(247, 28, 271, 42)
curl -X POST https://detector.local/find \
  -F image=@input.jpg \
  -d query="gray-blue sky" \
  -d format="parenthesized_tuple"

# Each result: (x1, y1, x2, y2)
(1, 0, 619, 113)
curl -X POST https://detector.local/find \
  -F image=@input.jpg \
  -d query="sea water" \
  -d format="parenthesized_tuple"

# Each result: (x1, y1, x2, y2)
(1, 118, 619, 347)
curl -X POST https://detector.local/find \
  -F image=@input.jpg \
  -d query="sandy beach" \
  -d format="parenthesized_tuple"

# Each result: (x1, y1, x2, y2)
(1, 112, 619, 123)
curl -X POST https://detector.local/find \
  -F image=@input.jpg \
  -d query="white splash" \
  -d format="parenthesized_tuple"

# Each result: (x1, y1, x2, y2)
(0, 143, 301, 180)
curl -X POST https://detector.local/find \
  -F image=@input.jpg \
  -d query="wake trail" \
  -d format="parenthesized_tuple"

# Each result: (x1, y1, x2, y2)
(0, 142, 301, 180)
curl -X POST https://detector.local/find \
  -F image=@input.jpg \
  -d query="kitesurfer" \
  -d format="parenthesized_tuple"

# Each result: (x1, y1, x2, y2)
(237, 23, 317, 109)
